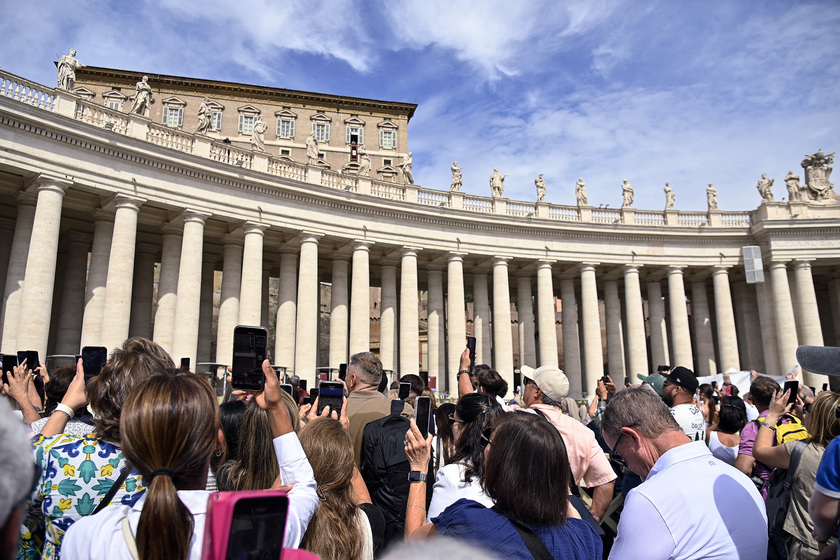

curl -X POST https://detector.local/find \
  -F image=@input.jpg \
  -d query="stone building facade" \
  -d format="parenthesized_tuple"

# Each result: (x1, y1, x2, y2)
(1, 64, 839, 398)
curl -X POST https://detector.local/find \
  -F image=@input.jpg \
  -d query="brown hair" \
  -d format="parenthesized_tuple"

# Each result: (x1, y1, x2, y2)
(601, 386, 682, 440)
(298, 418, 364, 560)
(348, 352, 382, 386)
(477, 368, 507, 398)
(807, 391, 840, 448)
(215, 400, 280, 491)
(749, 376, 781, 410)
(121, 369, 218, 560)
(43, 365, 77, 414)
(482, 412, 569, 526)
(86, 337, 175, 441)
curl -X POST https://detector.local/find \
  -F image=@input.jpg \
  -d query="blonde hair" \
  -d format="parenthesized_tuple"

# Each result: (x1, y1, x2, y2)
(807, 391, 840, 448)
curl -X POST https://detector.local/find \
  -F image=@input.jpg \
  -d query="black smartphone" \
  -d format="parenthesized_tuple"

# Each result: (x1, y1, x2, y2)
(339, 363, 347, 381)
(466, 337, 476, 370)
(180, 357, 190, 371)
(308, 387, 319, 404)
(711, 381, 718, 389)
(823, 383, 829, 392)
(399, 382, 411, 400)
(377, 371, 389, 393)
(415, 395, 431, 438)
(26, 351, 40, 371)
(280, 384, 293, 397)
(232, 325, 268, 391)
(16, 351, 26, 369)
(783, 380, 799, 406)
(299, 379, 307, 391)
(1, 354, 16, 385)
(82, 346, 108, 385)
(318, 381, 344, 415)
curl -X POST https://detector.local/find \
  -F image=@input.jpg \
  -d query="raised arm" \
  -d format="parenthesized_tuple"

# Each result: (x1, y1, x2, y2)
(457, 348, 473, 398)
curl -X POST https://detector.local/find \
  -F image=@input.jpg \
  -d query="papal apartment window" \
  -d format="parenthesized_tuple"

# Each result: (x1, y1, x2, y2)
(280, 149, 291, 157)
(107, 100, 121, 111)
(313, 122, 330, 142)
(211, 112, 223, 131)
(277, 119, 295, 138)
(383, 159, 392, 167)
(379, 130, 397, 149)
(346, 126, 364, 145)
(163, 107, 184, 127)
(239, 114, 255, 134)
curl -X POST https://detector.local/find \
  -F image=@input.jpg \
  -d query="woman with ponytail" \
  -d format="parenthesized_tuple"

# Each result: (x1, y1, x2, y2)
(62, 363, 318, 559)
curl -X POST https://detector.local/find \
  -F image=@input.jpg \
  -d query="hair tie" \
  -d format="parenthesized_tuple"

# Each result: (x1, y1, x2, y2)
(149, 468, 177, 481)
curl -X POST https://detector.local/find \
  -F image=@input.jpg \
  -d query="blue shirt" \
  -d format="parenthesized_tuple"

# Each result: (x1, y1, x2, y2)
(432, 498, 602, 560)
(815, 437, 840, 498)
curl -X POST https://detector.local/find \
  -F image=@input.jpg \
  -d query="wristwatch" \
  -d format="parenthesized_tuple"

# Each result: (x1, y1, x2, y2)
(408, 470, 427, 483)
(457, 369, 470, 378)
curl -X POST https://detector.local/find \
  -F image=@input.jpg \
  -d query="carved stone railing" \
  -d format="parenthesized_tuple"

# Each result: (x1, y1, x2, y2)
(147, 122, 195, 153)
(0, 68, 773, 230)
(0, 72, 55, 111)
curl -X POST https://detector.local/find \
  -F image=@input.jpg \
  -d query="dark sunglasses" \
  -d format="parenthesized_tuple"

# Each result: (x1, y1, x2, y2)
(480, 426, 493, 448)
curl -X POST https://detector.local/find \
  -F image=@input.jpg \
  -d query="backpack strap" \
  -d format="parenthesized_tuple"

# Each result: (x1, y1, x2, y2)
(93, 462, 133, 515)
(491, 507, 553, 560)
(788, 441, 807, 476)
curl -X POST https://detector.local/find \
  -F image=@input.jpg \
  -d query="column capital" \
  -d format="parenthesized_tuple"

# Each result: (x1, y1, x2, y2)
(792, 259, 814, 270)
(243, 221, 270, 236)
(712, 265, 732, 274)
(447, 251, 468, 263)
(769, 260, 789, 269)
(13, 191, 37, 206)
(220, 233, 244, 247)
(579, 262, 599, 273)
(493, 256, 511, 266)
(279, 244, 299, 255)
(537, 260, 555, 270)
(667, 265, 686, 275)
(30, 173, 73, 191)
(112, 193, 146, 212)
(90, 208, 115, 223)
(181, 209, 211, 224)
(353, 240, 374, 252)
(401, 246, 422, 257)
(299, 231, 324, 245)
(623, 264, 641, 274)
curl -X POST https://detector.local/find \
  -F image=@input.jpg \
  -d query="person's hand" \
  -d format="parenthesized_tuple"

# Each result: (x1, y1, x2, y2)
(750, 370, 758, 380)
(604, 375, 617, 397)
(36, 362, 50, 385)
(61, 359, 88, 411)
(793, 393, 806, 420)
(814, 541, 837, 559)
(298, 403, 312, 425)
(338, 397, 349, 431)
(3, 363, 31, 402)
(786, 366, 799, 381)
(723, 372, 732, 385)
(459, 348, 470, 372)
(595, 379, 608, 400)
(767, 389, 792, 423)
(404, 419, 432, 472)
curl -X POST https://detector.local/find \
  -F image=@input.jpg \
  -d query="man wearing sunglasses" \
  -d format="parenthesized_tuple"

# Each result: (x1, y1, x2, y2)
(602, 386, 767, 560)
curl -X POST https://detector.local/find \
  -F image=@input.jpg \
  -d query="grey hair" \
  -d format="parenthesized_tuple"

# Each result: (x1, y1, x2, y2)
(601, 386, 681, 439)
(348, 352, 382, 386)
(0, 399, 35, 528)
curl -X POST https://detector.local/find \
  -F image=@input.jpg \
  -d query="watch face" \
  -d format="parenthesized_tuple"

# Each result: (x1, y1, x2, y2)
(408, 471, 426, 482)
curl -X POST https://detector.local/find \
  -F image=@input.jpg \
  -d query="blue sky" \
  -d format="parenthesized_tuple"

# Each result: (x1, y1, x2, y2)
(2, 0, 838, 211)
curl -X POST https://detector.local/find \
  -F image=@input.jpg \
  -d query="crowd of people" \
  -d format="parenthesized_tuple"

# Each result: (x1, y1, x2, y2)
(2, 336, 840, 560)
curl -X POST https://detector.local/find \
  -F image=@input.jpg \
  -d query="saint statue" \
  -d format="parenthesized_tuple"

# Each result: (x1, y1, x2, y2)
(57, 49, 83, 91)
(252, 115, 267, 152)
(195, 98, 212, 134)
(130, 75, 153, 116)
(756, 173, 775, 202)
(359, 152, 371, 176)
(535, 174, 546, 202)
(450, 161, 463, 192)
(306, 133, 319, 164)
(575, 178, 588, 206)
(401, 152, 414, 184)
(664, 182, 675, 210)
(621, 180, 634, 208)
(707, 183, 718, 210)
(490, 168, 508, 198)
(785, 171, 801, 201)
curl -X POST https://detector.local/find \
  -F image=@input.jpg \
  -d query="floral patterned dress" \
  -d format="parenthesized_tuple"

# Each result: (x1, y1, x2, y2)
(19, 432, 145, 560)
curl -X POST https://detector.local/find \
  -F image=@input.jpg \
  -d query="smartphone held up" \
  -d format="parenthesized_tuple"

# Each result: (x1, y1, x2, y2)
(231, 325, 268, 391)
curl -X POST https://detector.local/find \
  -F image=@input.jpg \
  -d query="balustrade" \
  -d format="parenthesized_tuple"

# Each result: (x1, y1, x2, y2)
(147, 122, 194, 153)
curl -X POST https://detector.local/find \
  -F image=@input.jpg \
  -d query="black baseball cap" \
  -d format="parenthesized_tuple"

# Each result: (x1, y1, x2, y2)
(665, 366, 698, 394)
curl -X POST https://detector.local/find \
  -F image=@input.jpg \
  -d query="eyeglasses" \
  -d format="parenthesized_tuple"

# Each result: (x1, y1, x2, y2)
(480, 426, 493, 448)
(448, 413, 464, 426)
(803, 402, 812, 414)
(610, 424, 638, 465)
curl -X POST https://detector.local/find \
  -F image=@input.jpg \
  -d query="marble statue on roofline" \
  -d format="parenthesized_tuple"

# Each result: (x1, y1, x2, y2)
(707, 183, 718, 210)
(490, 168, 508, 198)
(130, 76, 153, 116)
(306, 133, 319, 164)
(785, 171, 802, 201)
(801, 149, 837, 201)
(450, 161, 462, 192)
(756, 173, 774, 202)
(359, 152, 371, 176)
(664, 182, 675, 210)
(401, 152, 414, 184)
(535, 174, 546, 202)
(575, 177, 588, 206)
(251, 115, 267, 152)
(621, 180, 634, 208)
(196, 98, 213, 134)
(57, 49, 83, 91)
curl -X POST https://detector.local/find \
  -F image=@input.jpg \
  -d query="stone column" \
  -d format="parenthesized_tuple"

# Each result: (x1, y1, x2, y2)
(98, 195, 145, 353)
(560, 277, 582, 392)
(153, 226, 182, 355)
(54, 233, 91, 354)
(492, 258, 514, 386)
(0, 220, 15, 343)
(16, 178, 70, 356)
(755, 279, 781, 375)
(127, 243, 157, 340)
(0, 195, 36, 353)
(197, 256, 216, 364)
(535, 262, 557, 368)
(427, 268, 445, 384)
(447, 253, 467, 392)
(623, 266, 648, 379)
(261, 265, 271, 332)
(216, 237, 243, 367)
(294, 233, 322, 381)
(712, 266, 740, 372)
(667, 266, 693, 368)
(170, 210, 210, 366)
(274, 248, 297, 370)
(518, 274, 537, 367)
(400, 247, 420, 375)
(770, 261, 799, 374)
(793, 260, 826, 385)
(732, 281, 764, 372)
(238, 222, 268, 326)
(380, 263, 398, 372)
(350, 241, 372, 355)
(580, 264, 603, 396)
(329, 256, 349, 368)
(473, 272, 492, 366)
(647, 279, 670, 368)
(603, 279, 626, 378)
(690, 278, 716, 376)
(830, 278, 840, 347)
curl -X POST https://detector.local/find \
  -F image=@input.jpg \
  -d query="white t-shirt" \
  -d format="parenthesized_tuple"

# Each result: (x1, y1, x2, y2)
(427, 462, 493, 519)
(670, 403, 706, 442)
